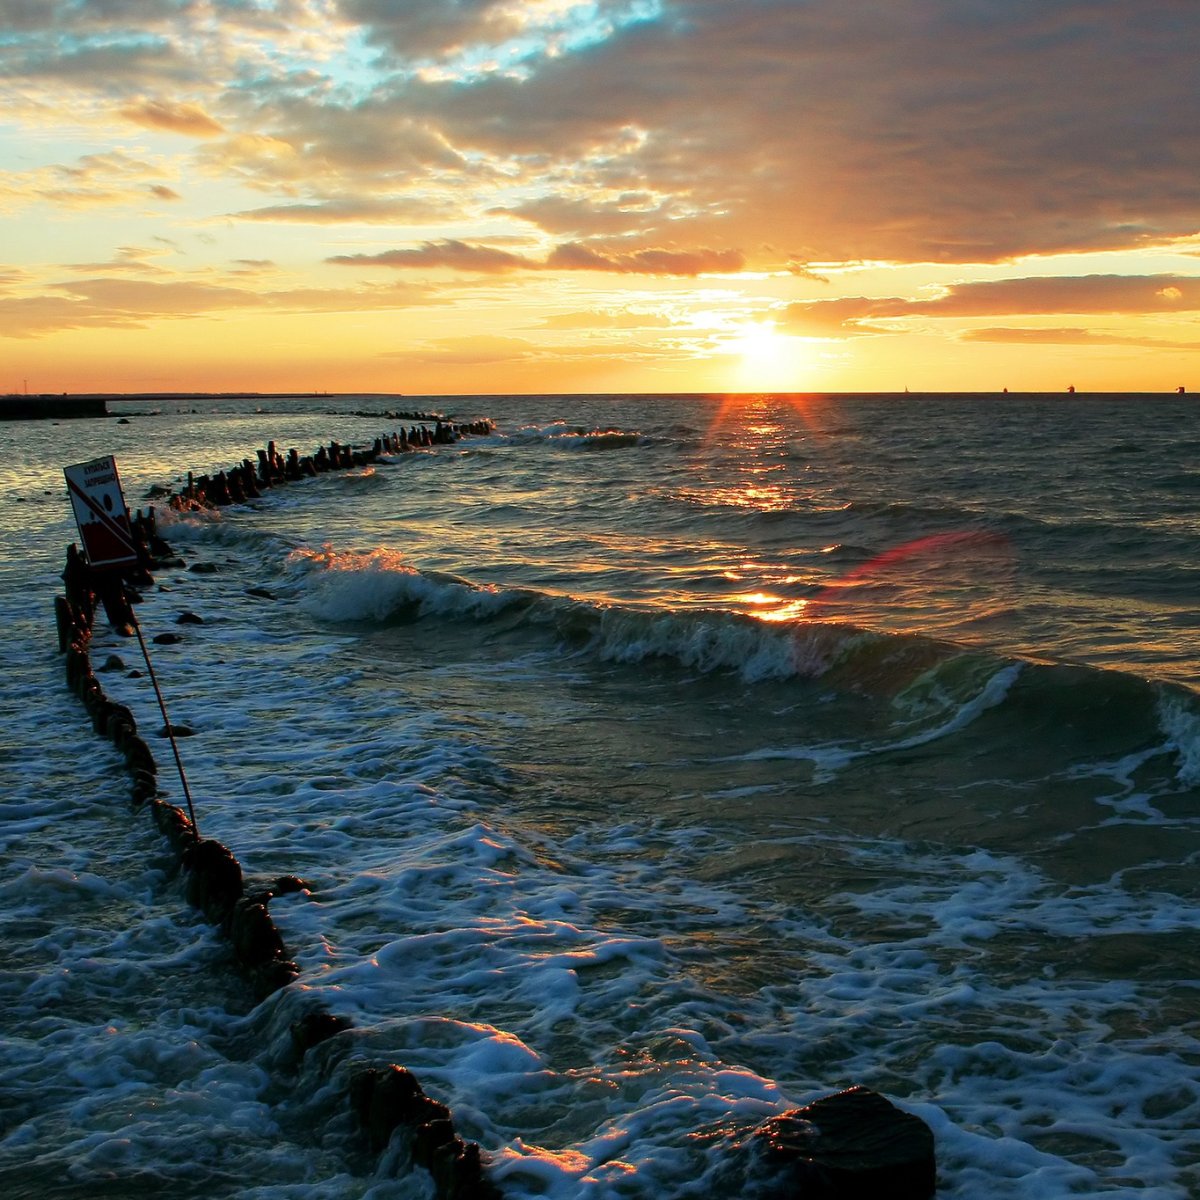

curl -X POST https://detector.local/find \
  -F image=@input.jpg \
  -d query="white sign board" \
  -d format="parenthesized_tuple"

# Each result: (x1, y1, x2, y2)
(64, 455, 139, 568)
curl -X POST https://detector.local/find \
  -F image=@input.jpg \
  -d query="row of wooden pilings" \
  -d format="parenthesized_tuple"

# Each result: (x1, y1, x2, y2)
(55, 425, 503, 1200)
(53, 420, 938, 1200)
(170, 417, 494, 511)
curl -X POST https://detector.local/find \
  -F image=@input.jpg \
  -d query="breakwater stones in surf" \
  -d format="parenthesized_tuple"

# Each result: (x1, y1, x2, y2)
(164, 419, 493, 512)
(53, 424, 504, 1200)
(51, 422, 936, 1200)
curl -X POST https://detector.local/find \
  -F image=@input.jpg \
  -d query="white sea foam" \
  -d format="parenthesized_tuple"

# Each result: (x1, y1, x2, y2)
(1157, 689, 1200, 785)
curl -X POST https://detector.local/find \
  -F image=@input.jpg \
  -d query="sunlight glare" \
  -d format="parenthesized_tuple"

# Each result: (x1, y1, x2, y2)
(727, 320, 803, 391)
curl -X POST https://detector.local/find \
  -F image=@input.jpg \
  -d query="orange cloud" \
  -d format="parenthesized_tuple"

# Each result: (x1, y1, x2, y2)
(782, 275, 1200, 337)
(329, 239, 745, 277)
(121, 98, 224, 137)
(330, 240, 532, 273)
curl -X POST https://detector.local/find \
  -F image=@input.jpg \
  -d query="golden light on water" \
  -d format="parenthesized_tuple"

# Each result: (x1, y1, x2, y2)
(735, 592, 811, 622)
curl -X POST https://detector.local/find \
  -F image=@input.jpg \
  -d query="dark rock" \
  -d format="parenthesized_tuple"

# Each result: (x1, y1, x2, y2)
(98, 654, 127, 672)
(54, 595, 75, 652)
(412, 1119, 458, 1169)
(153, 632, 182, 645)
(363, 1065, 434, 1149)
(749, 1086, 935, 1200)
(290, 1011, 353, 1056)
(229, 898, 285, 966)
(124, 735, 158, 775)
(272, 874, 310, 895)
(150, 799, 194, 851)
(130, 767, 157, 793)
(183, 838, 244, 923)
(431, 1138, 501, 1200)
(245, 587, 276, 600)
(158, 723, 195, 738)
(65, 646, 91, 690)
(189, 562, 220, 574)
(350, 1067, 383, 1125)
(105, 707, 137, 747)
(130, 776, 157, 807)
(252, 957, 300, 997)
(104, 703, 135, 732)
(90, 698, 116, 734)
(177, 611, 204, 624)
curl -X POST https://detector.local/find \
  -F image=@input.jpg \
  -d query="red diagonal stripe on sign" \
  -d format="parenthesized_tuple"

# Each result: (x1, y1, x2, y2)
(65, 474, 138, 557)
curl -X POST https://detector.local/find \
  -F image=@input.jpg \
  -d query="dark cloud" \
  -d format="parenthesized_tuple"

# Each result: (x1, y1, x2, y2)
(383, 0, 1200, 263)
(2, 0, 1198, 271)
(337, 0, 519, 58)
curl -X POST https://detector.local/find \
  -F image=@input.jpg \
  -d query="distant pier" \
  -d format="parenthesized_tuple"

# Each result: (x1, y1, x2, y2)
(0, 395, 109, 420)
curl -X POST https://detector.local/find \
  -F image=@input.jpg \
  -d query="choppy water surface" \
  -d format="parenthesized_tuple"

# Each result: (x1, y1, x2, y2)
(2, 393, 1198, 1198)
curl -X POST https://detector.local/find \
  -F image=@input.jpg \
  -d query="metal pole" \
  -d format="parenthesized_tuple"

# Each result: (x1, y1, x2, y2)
(129, 609, 200, 840)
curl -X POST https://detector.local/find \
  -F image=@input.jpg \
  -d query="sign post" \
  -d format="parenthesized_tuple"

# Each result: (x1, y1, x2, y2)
(64, 455, 200, 839)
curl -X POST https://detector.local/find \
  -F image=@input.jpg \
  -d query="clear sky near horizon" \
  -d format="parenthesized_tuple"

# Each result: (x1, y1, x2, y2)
(2, 1, 1198, 397)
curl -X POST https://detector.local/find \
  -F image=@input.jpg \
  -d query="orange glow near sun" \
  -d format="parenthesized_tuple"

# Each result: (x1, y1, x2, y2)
(727, 320, 806, 391)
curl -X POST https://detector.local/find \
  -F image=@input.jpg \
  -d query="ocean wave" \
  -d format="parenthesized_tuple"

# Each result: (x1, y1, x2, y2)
(280, 546, 1200, 785)
(501, 422, 641, 451)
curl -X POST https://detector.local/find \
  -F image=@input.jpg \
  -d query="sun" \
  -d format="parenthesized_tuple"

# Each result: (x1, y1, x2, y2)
(726, 320, 804, 391)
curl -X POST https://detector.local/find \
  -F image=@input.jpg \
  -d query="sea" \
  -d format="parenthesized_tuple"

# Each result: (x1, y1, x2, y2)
(1, 392, 1198, 1199)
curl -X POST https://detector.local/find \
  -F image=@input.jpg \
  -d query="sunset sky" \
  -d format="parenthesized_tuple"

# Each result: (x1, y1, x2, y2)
(2, 0, 1198, 396)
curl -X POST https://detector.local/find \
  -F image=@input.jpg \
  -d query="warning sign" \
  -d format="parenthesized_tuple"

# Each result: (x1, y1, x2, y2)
(64, 455, 139, 569)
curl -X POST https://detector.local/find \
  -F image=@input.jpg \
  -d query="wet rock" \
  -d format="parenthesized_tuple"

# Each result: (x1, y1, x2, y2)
(229, 898, 285, 966)
(272, 874, 310, 895)
(183, 838, 244, 923)
(123, 735, 158, 775)
(356, 1065, 448, 1150)
(245, 587, 276, 600)
(177, 611, 204, 624)
(290, 1011, 353, 1056)
(430, 1138, 501, 1200)
(252, 957, 300, 997)
(129, 775, 157, 808)
(98, 654, 127, 672)
(189, 561, 220, 574)
(105, 706, 137, 749)
(150, 799, 194, 851)
(90, 698, 116, 735)
(412, 1118, 459, 1169)
(153, 631, 182, 645)
(158, 723, 195, 738)
(749, 1086, 935, 1200)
